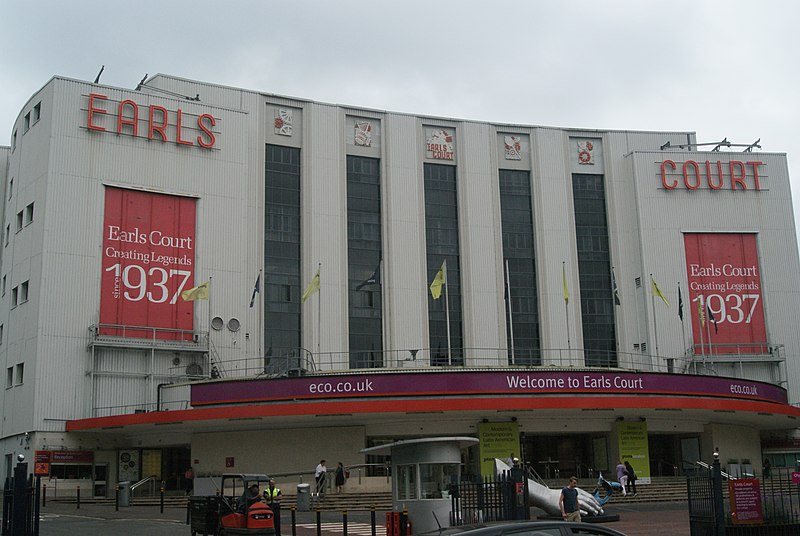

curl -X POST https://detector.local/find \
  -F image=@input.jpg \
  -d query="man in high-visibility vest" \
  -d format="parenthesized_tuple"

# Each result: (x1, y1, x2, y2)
(263, 478, 282, 536)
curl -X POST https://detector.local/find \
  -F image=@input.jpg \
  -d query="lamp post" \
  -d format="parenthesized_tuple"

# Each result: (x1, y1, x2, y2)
(711, 448, 725, 536)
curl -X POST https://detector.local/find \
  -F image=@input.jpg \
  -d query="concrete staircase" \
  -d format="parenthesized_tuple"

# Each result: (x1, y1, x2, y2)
(543, 476, 689, 504)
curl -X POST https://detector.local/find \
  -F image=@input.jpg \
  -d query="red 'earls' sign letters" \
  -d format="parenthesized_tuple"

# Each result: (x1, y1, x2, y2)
(99, 188, 197, 339)
(86, 93, 217, 149)
(684, 233, 767, 354)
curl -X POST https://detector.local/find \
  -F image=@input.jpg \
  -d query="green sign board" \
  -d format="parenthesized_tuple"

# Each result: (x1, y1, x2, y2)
(478, 421, 519, 477)
(616, 420, 651, 484)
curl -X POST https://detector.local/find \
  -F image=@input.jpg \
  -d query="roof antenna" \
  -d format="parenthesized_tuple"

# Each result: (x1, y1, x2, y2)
(135, 74, 148, 91)
(93, 65, 105, 84)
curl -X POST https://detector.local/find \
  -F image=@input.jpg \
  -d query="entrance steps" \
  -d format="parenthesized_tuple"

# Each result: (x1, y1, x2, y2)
(50, 477, 691, 511)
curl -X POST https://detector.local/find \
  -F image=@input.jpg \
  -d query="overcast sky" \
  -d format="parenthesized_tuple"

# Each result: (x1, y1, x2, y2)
(3, 1, 799, 236)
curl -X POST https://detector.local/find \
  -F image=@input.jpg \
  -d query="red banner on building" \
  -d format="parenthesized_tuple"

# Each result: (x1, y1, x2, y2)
(684, 234, 767, 355)
(99, 187, 197, 339)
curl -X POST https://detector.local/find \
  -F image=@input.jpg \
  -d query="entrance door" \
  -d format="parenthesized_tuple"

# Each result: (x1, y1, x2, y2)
(94, 464, 108, 497)
(681, 438, 701, 473)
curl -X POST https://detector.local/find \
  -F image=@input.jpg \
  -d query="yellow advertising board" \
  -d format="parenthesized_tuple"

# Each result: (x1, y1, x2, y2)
(616, 420, 651, 484)
(478, 421, 519, 477)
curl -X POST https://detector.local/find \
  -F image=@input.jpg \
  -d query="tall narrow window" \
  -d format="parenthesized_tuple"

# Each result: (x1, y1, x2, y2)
(16, 211, 23, 231)
(8, 177, 12, 200)
(15, 363, 23, 385)
(424, 164, 463, 366)
(499, 170, 540, 365)
(33, 102, 41, 123)
(25, 203, 34, 225)
(20, 281, 29, 303)
(572, 173, 617, 366)
(11, 287, 18, 308)
(5, 367, 12, 389)
(347, 156, 383, 369)
(264, 145, 301, 369)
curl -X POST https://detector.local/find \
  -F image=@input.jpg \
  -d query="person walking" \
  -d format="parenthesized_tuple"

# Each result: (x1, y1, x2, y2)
(264, 478, 282, 536)
(315, 459, 327, 496)
(615, 460, 628, 497)
(184, 466, 194, 495)
(335, 462, 346, 493)
(624, 461, 638, 496)
(559, 476, 581, 522)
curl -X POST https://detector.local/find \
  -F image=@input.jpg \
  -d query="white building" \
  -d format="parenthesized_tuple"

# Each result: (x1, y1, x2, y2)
(1, 74, 799, 496)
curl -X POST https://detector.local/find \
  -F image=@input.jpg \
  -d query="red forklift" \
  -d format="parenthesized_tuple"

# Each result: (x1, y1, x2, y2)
(189, 473, 275, 536)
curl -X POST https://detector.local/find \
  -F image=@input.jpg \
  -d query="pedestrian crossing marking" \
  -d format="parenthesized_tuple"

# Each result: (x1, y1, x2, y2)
(295, 522, 386, 535)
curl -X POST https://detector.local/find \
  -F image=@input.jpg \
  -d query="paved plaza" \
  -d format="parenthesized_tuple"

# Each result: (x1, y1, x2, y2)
(29, 500, 690, 536)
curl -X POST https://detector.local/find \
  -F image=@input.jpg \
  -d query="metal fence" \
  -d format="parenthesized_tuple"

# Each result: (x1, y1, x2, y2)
(451, 473, 528, 526)
(688, 464, 800, 536)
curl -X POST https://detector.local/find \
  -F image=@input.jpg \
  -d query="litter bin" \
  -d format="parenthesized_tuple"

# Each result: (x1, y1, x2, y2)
(118, 481, 131, 507)
(296, 483, 311, 511)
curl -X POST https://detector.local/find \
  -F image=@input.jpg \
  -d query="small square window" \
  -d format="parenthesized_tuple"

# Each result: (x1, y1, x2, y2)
(5, 367, 12, 389)
(11, 287, 18, 308)
(25, 203, 34, 225)
(33, 102, 41, 123)
(23, 113, 30, 133)
(15, 363, 23, 385)
(16, 211, 23, 232)
(20, 281, 28, 303)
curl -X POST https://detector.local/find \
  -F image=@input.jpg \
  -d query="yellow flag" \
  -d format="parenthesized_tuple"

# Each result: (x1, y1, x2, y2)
(430, 259, 446, 300)
(651, 277, 670, 307)
(302, 268, 320, 303)
(181, 281, 210, 301)
(562, 264, 569, 304)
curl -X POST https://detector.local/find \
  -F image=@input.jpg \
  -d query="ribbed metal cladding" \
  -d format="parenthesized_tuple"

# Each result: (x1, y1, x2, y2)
(458, 121, 504, 363)
(531, 128, 577, 357)
(382, 113, 427, 360)
(4, 73, 800, 443)
(630, 150, 800, 403)
(302, 103, 348, 368)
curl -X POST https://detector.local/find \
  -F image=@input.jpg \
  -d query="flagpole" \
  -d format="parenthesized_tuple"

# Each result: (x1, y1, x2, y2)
(207, 276, 213, 371)
(705, 302, 713, 363)
(563, 261, 571, 358)
(505, 258, 515, 365)
(258, 269, 263, 358)
(696, 297, 705, 374)
(444, 259, 452, 366)
(678, 283, 687, 370)
(650, 274, 660, 358)
(317, 262, 322, 357)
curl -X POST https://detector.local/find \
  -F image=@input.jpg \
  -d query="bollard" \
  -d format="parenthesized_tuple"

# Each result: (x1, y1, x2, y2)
(160, 485, 165, 514)
(343, 509, 348, 536)
(76, 485, 81, 510)
(316, 506, 322, 536)
(291, 505, 297, 536)
(42, 484, 47, 508)
(370, 505, 376, 536)
(115, 484, 120, 511)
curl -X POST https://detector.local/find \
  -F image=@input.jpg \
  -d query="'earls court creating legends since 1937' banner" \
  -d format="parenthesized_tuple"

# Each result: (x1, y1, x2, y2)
(99, 187, 197, 339)
(684, 233, 767, 355)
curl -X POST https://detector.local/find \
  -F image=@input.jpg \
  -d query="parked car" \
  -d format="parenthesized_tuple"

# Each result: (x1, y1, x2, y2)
(425, 521, 627, 536)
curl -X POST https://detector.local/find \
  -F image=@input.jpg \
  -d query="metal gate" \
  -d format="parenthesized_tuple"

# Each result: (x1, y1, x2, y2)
(451, 472, 529, 526)
(2, 461, 40, 536)
(687, 465, 720, 536)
